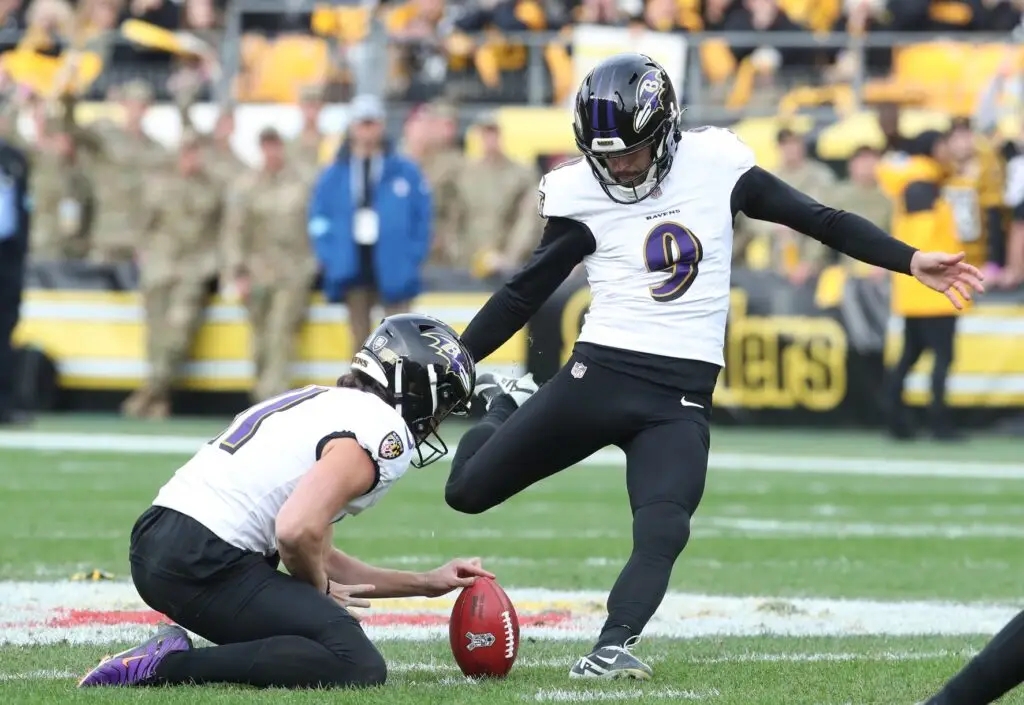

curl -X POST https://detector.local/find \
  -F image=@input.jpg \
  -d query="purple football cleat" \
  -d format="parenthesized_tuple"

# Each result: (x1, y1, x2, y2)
(77, 624, 192, 687)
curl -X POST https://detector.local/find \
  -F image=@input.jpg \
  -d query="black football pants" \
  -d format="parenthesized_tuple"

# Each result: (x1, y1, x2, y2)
(446, 348, 711, 649)
(129, 506, 386, 689)
(885, 315, 957, 434)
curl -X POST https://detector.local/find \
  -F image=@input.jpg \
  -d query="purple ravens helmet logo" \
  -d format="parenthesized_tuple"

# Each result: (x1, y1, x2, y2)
(421, 331, 473, 395)
(633, 68, 664, 133)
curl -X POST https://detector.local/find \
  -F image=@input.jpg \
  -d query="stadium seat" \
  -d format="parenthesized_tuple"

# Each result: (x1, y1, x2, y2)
(0, 49, 103, 97)
(815, 112, 886, 162)
(241, 35, 329, 103)
(890, 42, 986, 114)
(778, 85, 856, 117)
(544, 40, 574, 105)
(700, 41, 736, 85)
(778, 0, 841, 33)
(335, 6, 372, 44)
(312, 5, 371, 45)
(815, 109, 951, 162)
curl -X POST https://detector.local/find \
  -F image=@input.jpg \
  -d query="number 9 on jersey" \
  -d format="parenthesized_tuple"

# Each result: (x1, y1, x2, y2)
(643, 222, 703, 303)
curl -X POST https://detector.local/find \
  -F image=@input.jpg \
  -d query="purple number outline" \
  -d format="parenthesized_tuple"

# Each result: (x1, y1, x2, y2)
(214, 386, 328, 454)
(642, 221, 703, 303)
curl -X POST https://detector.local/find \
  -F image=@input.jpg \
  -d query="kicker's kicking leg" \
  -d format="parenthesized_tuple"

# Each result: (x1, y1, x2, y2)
(446, 355, 624, 515)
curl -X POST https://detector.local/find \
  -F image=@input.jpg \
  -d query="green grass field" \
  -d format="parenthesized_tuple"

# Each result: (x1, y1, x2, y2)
(1, 416, 1023, 704)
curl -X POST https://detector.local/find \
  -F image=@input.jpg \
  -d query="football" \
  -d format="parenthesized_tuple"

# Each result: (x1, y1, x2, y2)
(448, 577, 520, 678)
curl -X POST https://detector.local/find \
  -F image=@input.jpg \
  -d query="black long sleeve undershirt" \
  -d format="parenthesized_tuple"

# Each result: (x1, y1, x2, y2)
(731, 166, 917, 275)
(461, 217, 597, 362)
(462, 166, 918, 364)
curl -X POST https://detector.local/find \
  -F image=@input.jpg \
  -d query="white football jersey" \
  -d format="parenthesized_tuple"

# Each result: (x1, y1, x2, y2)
(539, 127, 755, 366)
(153, 385, 415, 554)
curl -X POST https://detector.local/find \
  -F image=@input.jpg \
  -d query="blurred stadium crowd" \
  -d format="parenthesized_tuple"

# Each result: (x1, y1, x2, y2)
(0, 0, 1023, 422)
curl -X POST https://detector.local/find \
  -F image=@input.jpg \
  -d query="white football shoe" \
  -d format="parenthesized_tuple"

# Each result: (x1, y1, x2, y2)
(473, 372, 538, 410)
(569, 636, 653, 680)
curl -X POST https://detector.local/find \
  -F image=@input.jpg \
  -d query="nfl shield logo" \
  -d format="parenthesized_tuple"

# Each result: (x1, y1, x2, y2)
(570, 362, 587, 379)
(650, 185, 663, 199)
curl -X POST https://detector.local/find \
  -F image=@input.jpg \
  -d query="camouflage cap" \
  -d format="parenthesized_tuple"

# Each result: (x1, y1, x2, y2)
(120, 79, 153, 103)
(258, 126, 283, 143)
(426, 99, 458, 122)
(473, 110, 499, 129)
(299, 84, 324, 103)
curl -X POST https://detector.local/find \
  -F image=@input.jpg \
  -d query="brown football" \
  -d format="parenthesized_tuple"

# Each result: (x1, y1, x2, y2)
(448, 577, 520, 678)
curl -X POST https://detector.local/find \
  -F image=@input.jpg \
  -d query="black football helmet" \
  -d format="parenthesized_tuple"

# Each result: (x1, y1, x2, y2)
(573, 53, 680, 204)
(351, 313, 475, 467)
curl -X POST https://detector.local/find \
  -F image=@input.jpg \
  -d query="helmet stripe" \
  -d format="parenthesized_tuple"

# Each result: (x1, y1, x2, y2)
(393, 358, 403, 419)
(605, 97, 618, 137)
(427, 365, 439, 417)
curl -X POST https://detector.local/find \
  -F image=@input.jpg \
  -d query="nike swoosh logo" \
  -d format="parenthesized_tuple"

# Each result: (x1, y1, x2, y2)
(680, 396, 704, 409)
(592, 654, 617, 665)
(121, 655, 146, 668)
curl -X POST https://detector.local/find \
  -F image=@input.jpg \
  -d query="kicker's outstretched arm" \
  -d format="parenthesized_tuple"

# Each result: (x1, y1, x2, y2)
(730, 165, 917, 275)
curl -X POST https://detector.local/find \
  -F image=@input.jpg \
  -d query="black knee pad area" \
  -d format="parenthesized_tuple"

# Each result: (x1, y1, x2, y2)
(632, 502, 691, 561)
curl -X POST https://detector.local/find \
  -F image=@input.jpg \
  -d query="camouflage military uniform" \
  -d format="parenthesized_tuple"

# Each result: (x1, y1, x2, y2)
(28, 146, 94, 260)
(124, 151, 223, 419)
(286, 134, 323, 186)
(420, 147, 464, 266)
(204, 143, 249, 190)
(454, 154, 541, 274)
(173, 79, 250, 191)
(828, 179, 893, 275)
(84, 82, 171, 264)
(221, 163, 316, 403)
(287, 85, 326, 186)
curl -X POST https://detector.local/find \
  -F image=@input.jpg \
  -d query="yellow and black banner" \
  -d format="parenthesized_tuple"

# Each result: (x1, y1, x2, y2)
(12, 272, 1024, 422)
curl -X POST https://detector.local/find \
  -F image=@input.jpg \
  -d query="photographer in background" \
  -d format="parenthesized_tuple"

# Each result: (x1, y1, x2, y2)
(0, 128, 31, 425)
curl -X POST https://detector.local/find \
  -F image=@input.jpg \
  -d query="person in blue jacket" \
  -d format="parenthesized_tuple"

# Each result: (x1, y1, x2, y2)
(308, 95, 432, 347)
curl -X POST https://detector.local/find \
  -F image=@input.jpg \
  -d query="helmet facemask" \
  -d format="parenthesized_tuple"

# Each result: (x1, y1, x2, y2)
(353, 341, 473, 469)
(580, 118, 677, 204)
(395, 359, 470, 468)
(581, 112, 675, 204)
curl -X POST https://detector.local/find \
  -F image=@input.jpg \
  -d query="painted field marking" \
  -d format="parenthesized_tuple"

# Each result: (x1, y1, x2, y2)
(15, 517, 1024, 545)
(0, 431, 1022, 479)
(0, 649, 976, 684)
(0, 669, 77, 682)
(0, 582, 1017, 646)
(527, 688, 720, 702)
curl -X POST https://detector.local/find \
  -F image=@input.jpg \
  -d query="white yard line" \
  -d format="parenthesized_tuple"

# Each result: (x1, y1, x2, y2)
(0, 669, 77, 681)
(528, 688, 720, 702)
(0, 431, 1022, 479)
(0, 650, 975, 684)
(16, 518, 1024, 544)
(697, 518, 1024, 539)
